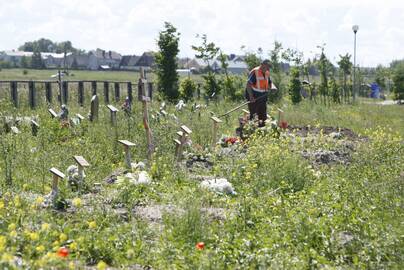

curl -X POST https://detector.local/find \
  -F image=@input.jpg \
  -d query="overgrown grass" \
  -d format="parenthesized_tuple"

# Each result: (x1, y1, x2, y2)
(0, 91, 403, 268)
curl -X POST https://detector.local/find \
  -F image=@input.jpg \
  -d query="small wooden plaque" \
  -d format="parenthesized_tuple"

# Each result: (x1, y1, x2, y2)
(211, 116, 222, 123)
(118, 140, 136, 147)
(31, 120, 39, 127)
(107, 105, 119, 112)
(76, 114, 84, 120)
(50, 167, 65, 178)
(176, 131, 184, 137)
(242, 109, 250, 114)
(48, 109, 57, 118)
(181, 125, 192, 135)
(73, 156, 90, 167)
(173, 139, 181, 145)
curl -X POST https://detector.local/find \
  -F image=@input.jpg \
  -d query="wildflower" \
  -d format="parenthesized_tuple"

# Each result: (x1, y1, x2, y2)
(69, 241, 77, 251)
(69, 261, 76, 270)
(196, 242, 205, 250)
(41, 223, 50, 231)
(0, 200, 4, 209)
(9, 230, 17, 238)
(97, 260, 108, 270)
(1, 253, 14, 264)
(8, 223, 16, 231)
(30, 232, 39, 241)
(57, 247, 69, 258)
(72, 198, 82, 208)
(88, 221, 97, 229)
(59, 233, 68, 242)
(14, 196, 21, 208)
(36, 245, 45, 253)
(35, 196, 44, 206)
(0, 235, 6, 252)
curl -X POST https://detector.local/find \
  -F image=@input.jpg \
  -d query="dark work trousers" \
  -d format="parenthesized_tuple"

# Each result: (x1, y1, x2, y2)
(245, 90, 268, 127)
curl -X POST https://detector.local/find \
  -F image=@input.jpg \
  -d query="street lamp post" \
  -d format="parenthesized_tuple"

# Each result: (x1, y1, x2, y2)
(352, 25, 359, 102)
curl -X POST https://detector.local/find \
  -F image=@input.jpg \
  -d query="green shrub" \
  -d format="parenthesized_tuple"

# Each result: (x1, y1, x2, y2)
(179, 78, 197, 101)
(392, 62, 404, 100)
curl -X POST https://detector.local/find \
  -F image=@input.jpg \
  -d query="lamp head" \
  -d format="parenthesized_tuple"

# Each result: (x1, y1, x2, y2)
(352, 25, 359, 33)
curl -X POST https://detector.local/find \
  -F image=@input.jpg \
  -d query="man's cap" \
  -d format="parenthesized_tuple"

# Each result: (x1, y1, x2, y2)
(261, 59, 271, 66)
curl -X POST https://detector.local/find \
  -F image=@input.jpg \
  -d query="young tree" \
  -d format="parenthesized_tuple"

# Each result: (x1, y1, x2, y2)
(31, 49, 44, 69)
(155, 22, 180, 102)
(192, 34, 220, 97)
(317, 46, 330, 105)
(268, 41, 284, 103)
(288, 67, 302, 104)
(337, 53, 352, 103)
(20, 56, 30, 68)
(392, 61, 404, 100)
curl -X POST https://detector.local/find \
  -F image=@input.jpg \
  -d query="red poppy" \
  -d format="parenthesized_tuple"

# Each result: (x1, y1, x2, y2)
(57, 247, 69, 258)
(279, 121, 288, 129)
(196, 242, 205, 250)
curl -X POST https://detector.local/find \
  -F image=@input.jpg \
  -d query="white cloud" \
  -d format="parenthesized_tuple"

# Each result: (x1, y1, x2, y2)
(0, 0, 403, 66)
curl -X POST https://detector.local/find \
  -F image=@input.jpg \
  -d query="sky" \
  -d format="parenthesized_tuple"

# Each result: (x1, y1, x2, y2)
(1, 0, 403, 67)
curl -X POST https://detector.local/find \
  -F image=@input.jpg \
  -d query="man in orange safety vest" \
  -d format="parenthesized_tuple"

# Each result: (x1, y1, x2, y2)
(245, 59, 277, 127)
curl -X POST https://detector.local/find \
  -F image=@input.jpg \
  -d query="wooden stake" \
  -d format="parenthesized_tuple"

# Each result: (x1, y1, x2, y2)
(210, 116, 222, 147)
(173, 139, 181, 158)
(140, 68, 153, 161)
(177, 125, 192, 161)
(50, 167, 65, 194)
(277, 108, 284, 125)
(107, 105, 119, 126)
(118, 140, 136, 168)
(73, 155, 90, 182)
(31, 120, 39, 136)
(48, 108, 57, 118)
(76, 114, 85, 123)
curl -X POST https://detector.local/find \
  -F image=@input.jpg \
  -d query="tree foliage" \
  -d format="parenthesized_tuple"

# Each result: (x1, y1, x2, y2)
(192, 35, 221, 97)
(18, 38, 82, 54)
(268, 41, 284, 103)
(179, 78, 197, 101)
(288, 67, 302, 104)
(392, 61, 404, 100)
(155, 22, 180, 102)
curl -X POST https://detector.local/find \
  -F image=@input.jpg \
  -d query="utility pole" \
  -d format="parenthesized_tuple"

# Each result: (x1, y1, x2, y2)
(352, 25, 359, 102)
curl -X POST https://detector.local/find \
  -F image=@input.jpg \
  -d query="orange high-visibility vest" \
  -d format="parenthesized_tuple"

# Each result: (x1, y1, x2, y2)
(250, 66, 270, 92)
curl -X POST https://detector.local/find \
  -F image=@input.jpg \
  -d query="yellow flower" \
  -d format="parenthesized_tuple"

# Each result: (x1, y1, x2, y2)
(52, 240, 60, 248)
(44, 186, 51, 193)
(14, 196, 21, 208)
(9, 230, 17, 238)
(8, 223, 16, 231)
(72, 198, 82, 208)
(1, 253, 14, 263)
(97, 260, 108, 270)
(69, 261, 76, 270)
(30, 232, 39, 241)
(88, 221, 97, 229)
(0, 235, 6, 252)
(36, 245, 45, 253)
(59, 233, 68, 242)
(0, 200, 4, 209)
(41, 223, 50, 231)
(35, 196, 44, 205)
(69, 241, 77, 251)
